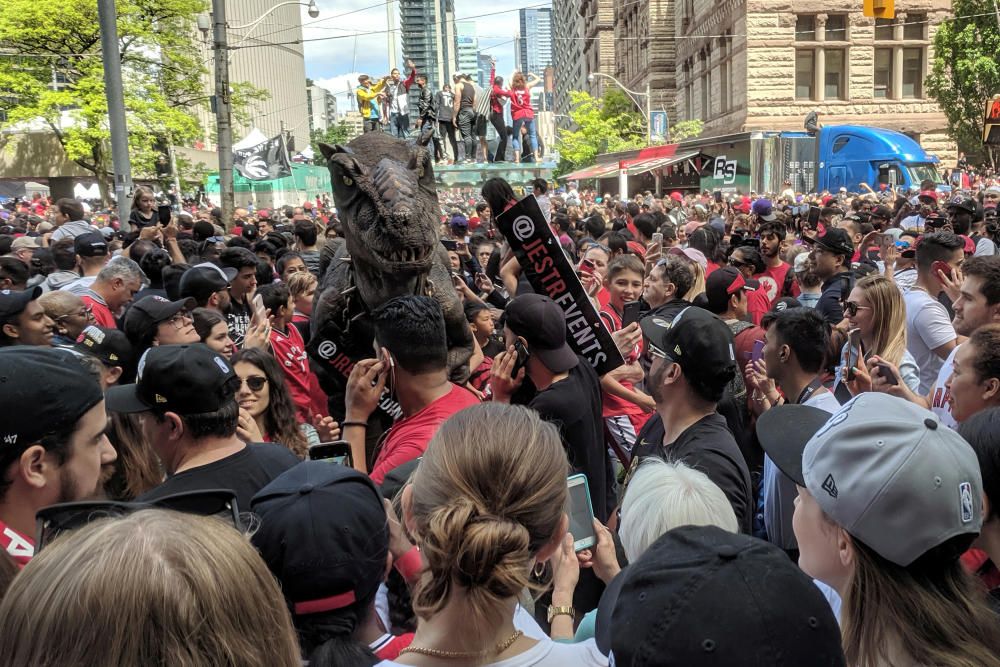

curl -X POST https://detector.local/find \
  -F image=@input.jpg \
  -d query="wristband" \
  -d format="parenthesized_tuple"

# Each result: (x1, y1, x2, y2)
(341, 420, 368, 429)
(394, 546, 423, 583)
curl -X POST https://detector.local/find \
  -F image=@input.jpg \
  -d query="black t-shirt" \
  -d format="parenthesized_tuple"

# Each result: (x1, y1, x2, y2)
(128, 209, 157, 229)
(527, 357, 615, 522)
(630, 413, 753, 534)
(815, 272, 851, 325)
(225, 296, 253, 348)
(137, 443, 299, 511)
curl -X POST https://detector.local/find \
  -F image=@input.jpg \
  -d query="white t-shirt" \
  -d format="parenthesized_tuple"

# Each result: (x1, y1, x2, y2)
(975, 236, 997, 257)
(376, 638, 608, 667)
(904, 288, 957, 395)
(929, 344, 959, 430)
(893, 267, 917, 293)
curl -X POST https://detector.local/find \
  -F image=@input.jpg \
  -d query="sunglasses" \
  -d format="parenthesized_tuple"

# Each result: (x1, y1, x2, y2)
(240, 375, 267, 392)
(34, 489, 241, 553)
(843, 301, 873, 317)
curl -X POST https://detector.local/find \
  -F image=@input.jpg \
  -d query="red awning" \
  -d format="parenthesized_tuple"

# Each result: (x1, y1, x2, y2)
(560, 162, 620, 181)
(623, 151, 702, 176)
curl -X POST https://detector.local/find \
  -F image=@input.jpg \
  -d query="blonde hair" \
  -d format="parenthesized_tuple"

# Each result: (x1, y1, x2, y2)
(619, 459, 738, 561)
(856, 274, 907, 367)
(0, 510, 301, 667)
(684, 260, 706, 302)
(408, 403, 567, 635)
(286, 270, 317, 300)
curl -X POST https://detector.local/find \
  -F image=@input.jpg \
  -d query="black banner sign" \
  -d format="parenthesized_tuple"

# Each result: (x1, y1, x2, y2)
(496, 196, 625, 375)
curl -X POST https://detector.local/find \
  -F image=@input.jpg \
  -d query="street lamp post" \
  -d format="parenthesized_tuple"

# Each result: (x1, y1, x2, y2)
(588, 72, 652, 145)
(208, 0, 318, 227)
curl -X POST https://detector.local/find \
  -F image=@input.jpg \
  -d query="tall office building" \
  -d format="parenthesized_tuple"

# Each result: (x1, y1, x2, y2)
(306, 82, 338, 134)
(226, 0, 310, 151)
(552, 0, 586, 126)
(517, 8, 553, 75)
(400, 0, 457, 108)
(477, 52, 493, 90)
(456, 21, 479, 79)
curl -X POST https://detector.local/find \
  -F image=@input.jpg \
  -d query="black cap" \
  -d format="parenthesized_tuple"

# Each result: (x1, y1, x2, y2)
(74, 325, 133, 368)
(106, 344, 238, 414)
(251, 461, 389, 615)
(241, 224, 260, 242)
(123, 295, 196, 348)
(178, 262, 238, 302)
(0, 347, 104, 448)
(760, 296, 803, 329)
(803, 227, 854, 258)
(603, 525, 846, 666)
(0, 286, 41, 318)
(504, 294, 579, 373)
(755, 404, 833, 486)
(705, 267, 758, 313)
(871, 204, 893, 220)
(639, 306, 736, 378)
(73, 232, 108, 257)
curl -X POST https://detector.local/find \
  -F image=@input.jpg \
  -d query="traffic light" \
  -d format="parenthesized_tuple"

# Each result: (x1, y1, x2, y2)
(984, 96, 1000, 146)
(863, 0, 894, 18)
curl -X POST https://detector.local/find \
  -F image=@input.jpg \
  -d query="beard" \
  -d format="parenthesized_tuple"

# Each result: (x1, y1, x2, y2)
(56, 464, 113, 504)
(648, 362, 666, 404)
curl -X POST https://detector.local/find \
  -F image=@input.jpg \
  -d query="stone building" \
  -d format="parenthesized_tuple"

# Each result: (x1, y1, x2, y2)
(674, 0, 954, 158)
(613, 0, 676, 119)
(552, 0, 586, 126)
(578, 0, 617, 98)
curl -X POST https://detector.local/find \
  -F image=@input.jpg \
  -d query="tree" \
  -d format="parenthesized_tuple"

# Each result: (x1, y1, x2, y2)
(671, 119, 704, 143)
(555, 90, 647, 176)
(0, 0, 266, 203)
(310, 122, 352, 165)
(925, 0, 1000, 165)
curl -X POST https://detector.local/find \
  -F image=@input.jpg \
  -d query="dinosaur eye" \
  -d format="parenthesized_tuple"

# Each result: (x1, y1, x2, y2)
(342, 176, 353, 186)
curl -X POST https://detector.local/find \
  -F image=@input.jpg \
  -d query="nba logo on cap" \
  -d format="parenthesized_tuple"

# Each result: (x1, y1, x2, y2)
(960, 482, 974, 523)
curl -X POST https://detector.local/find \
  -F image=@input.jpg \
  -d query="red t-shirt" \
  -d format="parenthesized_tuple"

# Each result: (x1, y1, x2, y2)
(370, 384, 480, 484)
(706, 260, 721, 276)
(371, 632, 415, 660)
(510, 88, 534, 121)
(747, 288, 771, 326)
(599, 308, 652, 423)
(82, 295, 116, 328)
(755, 261, 791, 308)
(269, 325, 319, 423)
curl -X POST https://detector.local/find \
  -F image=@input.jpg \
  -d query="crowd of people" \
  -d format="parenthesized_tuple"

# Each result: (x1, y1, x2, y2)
(3, 166, 1000, 667)
(356, 57, 544, 165)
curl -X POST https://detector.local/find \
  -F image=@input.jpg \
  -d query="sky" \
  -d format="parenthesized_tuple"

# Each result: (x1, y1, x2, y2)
(300, 0, 543, 113)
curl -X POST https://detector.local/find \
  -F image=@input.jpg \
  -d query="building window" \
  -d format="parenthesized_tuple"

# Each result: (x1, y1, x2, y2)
(901, 47, 924, 98)
(825, 50, 845, 99)
(825, 14, 848, 41)
(875, 18, 894, 40)
(796, 15, 816, 41)
(904, 13, 926, 40)
(796, 50, 815, 99)
(874, 48, 893, 98)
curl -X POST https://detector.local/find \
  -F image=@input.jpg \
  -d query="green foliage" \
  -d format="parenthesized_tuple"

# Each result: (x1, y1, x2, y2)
(555, 90, 646, 176)
(925, 0, 1000, 163)
(310, 122, 352, 165)
(671, 119, 704, 143)
(0, 0, 266, 200)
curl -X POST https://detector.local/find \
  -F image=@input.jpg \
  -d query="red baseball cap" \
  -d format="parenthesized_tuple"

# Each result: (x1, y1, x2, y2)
(918, 190, 938, 203)
(670, 192, 683, 202)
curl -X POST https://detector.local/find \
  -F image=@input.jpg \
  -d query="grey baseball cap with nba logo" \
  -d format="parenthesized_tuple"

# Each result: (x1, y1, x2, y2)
(759, 394, 983, 567)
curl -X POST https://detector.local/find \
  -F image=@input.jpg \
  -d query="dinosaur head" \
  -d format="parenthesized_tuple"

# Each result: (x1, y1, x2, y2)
(320, 132, 439, 275)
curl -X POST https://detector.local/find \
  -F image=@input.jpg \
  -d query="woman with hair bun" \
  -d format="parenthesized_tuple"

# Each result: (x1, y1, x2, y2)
(384, 402, 607, 666)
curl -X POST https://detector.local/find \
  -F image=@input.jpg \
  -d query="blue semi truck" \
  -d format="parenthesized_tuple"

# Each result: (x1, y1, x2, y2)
(682, 125, 947, 195)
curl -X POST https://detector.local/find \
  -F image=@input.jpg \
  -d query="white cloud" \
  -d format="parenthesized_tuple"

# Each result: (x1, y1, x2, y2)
(301, 0, 541, 110)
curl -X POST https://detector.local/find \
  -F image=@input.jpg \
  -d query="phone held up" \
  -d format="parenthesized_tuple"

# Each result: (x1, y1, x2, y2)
(511, 338, 529, 376)
(157, 204, 172, 225)
(846, 328, 863, 382)
(307, 441, 353, 467)
(622, 301, 642, 327)
(567, 474, 597, 552)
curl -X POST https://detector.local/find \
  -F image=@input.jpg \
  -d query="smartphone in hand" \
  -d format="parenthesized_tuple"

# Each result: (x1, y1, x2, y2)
(846, 328, 862, 382)
(875, 361, 899, 386)
(157, 204, 172, 225)
(308, 440, 353, 467)
(622, 301, 642, 327)
(567, 474, 597, 552)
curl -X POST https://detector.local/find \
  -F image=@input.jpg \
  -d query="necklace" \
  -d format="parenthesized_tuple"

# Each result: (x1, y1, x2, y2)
(398, 629, 524, 660)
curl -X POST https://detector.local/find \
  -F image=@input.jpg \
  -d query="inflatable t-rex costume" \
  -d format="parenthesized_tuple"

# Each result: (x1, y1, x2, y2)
(308, 130, 473, 420)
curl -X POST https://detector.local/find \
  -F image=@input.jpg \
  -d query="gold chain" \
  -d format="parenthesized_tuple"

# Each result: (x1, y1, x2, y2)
(397, 629, 524, 659)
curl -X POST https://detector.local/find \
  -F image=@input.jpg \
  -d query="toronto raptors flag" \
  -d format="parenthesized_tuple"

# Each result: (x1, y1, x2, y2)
(496, 196, 625, 376)
(233, 134, 292, 181)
